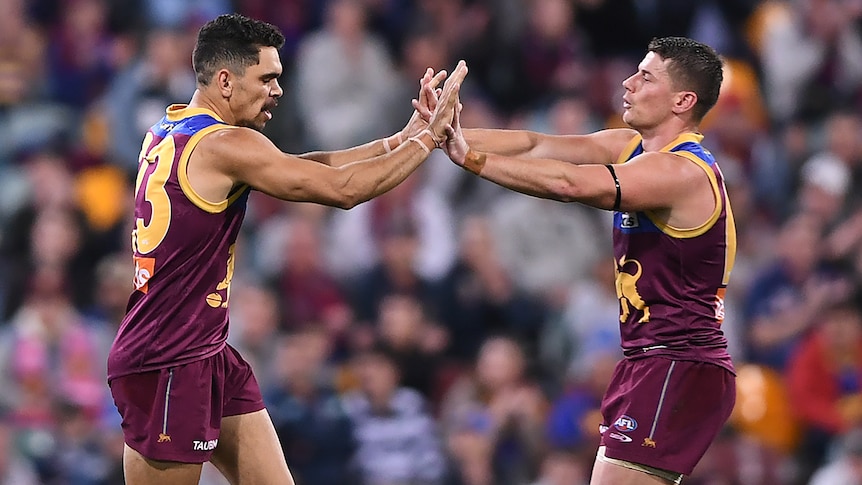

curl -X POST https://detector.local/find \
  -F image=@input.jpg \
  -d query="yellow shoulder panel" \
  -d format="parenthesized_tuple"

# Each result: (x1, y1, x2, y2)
(615, 134, 643, 164)
(177, 124, 250, 213)
(644, 150, 722, 238)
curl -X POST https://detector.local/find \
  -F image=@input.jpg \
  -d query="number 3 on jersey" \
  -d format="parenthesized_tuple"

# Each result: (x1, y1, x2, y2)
(132, 132, 174, 254)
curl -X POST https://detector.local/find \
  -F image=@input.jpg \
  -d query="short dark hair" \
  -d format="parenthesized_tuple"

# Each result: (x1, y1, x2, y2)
(192, 13, 285, 86)
(647, 37, 723, 122)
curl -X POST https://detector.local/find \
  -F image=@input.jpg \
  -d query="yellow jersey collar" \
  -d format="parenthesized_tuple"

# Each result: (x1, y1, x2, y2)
(165, 104, 225, 123)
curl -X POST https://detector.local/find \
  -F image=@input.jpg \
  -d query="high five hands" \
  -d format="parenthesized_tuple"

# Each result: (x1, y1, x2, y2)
(411, 61, 483, 174)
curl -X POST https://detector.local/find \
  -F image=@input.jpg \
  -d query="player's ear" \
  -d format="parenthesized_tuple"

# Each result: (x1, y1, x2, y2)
(216, 69, 233, 97)
(672, 91, 697, 116)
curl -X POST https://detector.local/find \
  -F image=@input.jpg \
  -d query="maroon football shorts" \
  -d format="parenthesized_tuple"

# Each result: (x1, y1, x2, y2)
(109, 344, 265, 463)
(598, 356, 736, 475)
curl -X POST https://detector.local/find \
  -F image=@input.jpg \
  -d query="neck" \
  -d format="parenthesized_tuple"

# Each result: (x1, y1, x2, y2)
(188, 88, 235, 125)
(639, 119, 699, 152)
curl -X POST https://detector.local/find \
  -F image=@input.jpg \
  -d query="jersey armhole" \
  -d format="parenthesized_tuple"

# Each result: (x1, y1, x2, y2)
(177, 124, 250, 213)
(643, 150, 722, 238)
(614, 134, 643, 165)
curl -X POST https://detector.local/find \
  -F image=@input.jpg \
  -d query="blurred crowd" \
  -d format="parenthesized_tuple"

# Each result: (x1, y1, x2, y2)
(1, 0, 862, 484)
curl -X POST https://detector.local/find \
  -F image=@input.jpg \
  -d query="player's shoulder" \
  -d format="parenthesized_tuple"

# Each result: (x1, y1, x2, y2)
(628, 150, 699, 171)
(193, 125, 271, 158)
(586, 128, 638, 145)
(585, 128, 639, 162)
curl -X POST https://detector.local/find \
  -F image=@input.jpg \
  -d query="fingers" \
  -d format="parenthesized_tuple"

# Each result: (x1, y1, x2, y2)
(437, 61, 468, 110)
(428, 69, 447, 90)
(416, 68, 445, 116)
(447, 97, 463, 137)
(410, 99, 436, 121)
(436, 80, 462, 116)
(424, 83, 439, 111)
(453, 100, 462, 128)
(451, 60, 468, 84)
(426, 61, 468, 141)
(414, 86, 435, 119)
(440, 60, 468, 97)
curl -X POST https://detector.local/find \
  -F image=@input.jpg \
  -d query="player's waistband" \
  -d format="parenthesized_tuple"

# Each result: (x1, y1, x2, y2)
(622, 345, 736, 375)
(623, 344, 670, 357)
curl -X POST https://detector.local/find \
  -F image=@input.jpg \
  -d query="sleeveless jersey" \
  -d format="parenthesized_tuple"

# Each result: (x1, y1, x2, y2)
(107, 105, 249, 380)
(611, 133, 735, 373)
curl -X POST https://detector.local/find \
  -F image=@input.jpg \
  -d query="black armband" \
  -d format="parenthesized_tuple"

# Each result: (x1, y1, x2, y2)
(605, 164, 621, 211)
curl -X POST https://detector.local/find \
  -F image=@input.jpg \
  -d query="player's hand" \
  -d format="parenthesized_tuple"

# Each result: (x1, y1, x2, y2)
(401, 68, 446, 140)
(426, 60, 468, 146)
(412, 68, 443, 123)
(444, 98, 469, 164)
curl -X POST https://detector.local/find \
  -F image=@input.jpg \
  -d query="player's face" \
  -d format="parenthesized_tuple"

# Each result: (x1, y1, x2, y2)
(230, 46, 283, 131)
(620, 52, 678, 131)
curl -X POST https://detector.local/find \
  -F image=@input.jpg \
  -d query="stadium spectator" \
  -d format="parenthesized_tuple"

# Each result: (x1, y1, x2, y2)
(787, 294, 862, 481)
(265, 326, 356, 485)
(440, 336, 547, 485)
(342, 345, 447, 485)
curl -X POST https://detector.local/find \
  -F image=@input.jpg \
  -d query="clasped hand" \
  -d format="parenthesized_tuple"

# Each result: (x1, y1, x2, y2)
(405, 61, 471, 166)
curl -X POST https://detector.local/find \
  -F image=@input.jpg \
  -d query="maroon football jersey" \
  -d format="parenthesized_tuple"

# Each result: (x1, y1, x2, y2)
(611, 133, 735, 373)
(108, 105, 249, 380)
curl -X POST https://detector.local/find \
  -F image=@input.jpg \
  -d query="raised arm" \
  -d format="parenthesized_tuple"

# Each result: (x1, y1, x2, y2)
(298, 68, 448, 167)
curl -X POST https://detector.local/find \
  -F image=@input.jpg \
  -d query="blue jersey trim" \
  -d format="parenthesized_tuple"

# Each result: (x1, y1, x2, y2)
(613, 211, 663, 234)
(613, 136, 715, 233)
(151, 114, 224, 139)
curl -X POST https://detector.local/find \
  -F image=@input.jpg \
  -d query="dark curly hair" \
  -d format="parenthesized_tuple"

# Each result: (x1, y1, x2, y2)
(192, 13, 285, 86)
(647, 37, 723, 122)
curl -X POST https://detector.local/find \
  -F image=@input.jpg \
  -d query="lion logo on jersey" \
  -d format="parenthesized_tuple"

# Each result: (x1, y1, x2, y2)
(615, 256, 650, 323)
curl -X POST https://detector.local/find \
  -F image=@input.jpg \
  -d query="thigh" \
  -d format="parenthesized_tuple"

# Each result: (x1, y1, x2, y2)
(599, 358, 736, 475)
(123, 444, 203, 485)
(210, 346, 292, 484)
(590, 446, 679, 485)
(210, 409, 295, 485)
(110, 360, 223, 464)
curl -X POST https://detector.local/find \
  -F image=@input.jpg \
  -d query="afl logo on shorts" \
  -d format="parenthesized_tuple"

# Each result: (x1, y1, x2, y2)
(614, 415, 638, 432)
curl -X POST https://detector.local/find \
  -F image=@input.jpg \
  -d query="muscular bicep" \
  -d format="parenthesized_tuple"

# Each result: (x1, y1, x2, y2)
(531, 128, 639, 165)
(201, 128, 352, 207)
(612, 152, 714, 213)
(465, 128, 636, 165)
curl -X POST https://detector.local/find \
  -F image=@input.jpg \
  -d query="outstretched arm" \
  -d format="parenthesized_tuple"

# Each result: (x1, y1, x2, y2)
(210, 128, 437, 209)
(296, 134, 405, 168)
(443, 101, 704, 213)
(409, 72, 637, 165)
(198, 62, 467, 209)
(298, 68, 448, 167)
(462, 127, 637, 165)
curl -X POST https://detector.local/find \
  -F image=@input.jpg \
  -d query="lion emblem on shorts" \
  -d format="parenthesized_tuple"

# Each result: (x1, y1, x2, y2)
(615, 257, 650, 323)
(642, 437, 657, 448)
(158, 433, 172, 443)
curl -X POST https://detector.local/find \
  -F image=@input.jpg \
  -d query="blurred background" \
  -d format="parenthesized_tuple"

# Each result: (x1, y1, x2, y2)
(1, 0, 862, 483)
